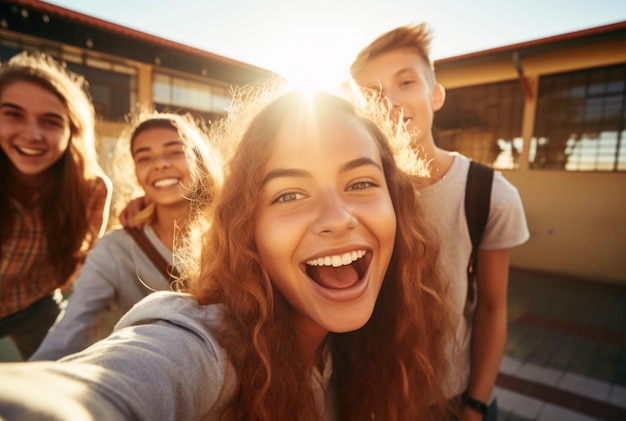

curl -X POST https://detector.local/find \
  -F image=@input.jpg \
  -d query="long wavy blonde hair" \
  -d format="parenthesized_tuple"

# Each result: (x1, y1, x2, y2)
(0, 51, 108, 280)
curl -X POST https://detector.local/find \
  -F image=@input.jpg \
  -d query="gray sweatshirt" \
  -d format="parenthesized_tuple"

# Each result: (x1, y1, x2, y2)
(0, 292, 334, 420)
(31, 225, 171, 361)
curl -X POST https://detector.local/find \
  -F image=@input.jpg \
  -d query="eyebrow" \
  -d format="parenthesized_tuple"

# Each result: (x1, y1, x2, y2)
(261, 157, 382, 186)
(133, 139, 184, 155)
(395, 68, 416, 77)
(0, 102, 66, 121)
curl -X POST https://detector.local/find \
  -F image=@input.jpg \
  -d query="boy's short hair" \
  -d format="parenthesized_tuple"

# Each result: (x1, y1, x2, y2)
(350, 23, 435, 82)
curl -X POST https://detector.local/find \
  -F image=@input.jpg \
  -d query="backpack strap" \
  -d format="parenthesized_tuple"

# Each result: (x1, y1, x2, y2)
(464, 161, 494, 319)
(124, 227, 179, 286)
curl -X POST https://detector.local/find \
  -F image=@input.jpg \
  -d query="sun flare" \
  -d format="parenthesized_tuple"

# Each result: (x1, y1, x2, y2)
(264, 29, 354, 95)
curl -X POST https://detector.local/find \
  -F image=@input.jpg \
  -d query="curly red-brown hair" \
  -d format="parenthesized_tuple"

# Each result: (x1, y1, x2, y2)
(186, 83, 453, 420)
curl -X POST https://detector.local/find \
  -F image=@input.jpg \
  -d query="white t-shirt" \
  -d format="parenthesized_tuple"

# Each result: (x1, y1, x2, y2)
(417, 153, 529, 396)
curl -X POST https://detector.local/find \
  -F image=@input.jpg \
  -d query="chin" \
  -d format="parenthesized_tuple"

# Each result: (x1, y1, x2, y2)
(324, 306, 375, 333)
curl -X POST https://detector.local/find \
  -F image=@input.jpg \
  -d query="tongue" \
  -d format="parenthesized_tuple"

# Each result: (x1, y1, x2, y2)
(310, 264, 359, 289)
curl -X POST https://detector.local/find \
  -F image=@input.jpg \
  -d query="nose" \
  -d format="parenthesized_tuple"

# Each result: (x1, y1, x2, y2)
(20, 119, 44, 141)
(153, 153, 172, 170)
(312, 189, 357, 236)
(380, 89, 402, 111)
(378, 89, 404, 123)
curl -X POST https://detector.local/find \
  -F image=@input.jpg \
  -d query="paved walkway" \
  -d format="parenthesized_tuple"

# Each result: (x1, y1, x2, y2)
(2, 268, 625, 420)
(496, 269, 626, 421)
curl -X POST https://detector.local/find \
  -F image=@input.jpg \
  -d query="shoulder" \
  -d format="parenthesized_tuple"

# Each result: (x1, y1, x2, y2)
(116, 291, 222, 336)
(458, 156, 522, 204)
(87, 228, 132, 252)
(447, 153, 471, 183)
(491, 171, 523, 205)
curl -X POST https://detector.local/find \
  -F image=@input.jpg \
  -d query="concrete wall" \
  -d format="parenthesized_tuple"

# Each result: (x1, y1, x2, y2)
(505, 170, 626, 284)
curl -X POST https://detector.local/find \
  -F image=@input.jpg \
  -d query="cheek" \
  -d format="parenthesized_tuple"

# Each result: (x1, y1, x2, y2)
(53, 129, 72, 152)
(134, 167, 148, 187)
(366, 196, 397, 241)
(47, 134, 71, 163)
(176, 160, 193, 181)
(255, 215, 284, 260)
(254, 211, 303, 272)
(380, 205, 397, 250)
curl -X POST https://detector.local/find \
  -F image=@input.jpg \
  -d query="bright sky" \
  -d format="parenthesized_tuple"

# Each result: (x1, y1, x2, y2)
(46, 0, 626, 89)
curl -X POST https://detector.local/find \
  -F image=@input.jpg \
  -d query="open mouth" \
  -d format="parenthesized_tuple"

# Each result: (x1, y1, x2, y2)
(305, 250, 370, 290)
(16, 146, 45, 156)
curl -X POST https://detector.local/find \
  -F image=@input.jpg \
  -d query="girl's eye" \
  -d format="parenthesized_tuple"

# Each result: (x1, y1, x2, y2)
(400, 80, 414, 87)
(273, 191, 305, 204)
(135, 156, 151, 164)
(42, 118, 64, 128)
(348, 180, 379, 191)
(1, 110, 22, 118)
(169, 149, 185, 157)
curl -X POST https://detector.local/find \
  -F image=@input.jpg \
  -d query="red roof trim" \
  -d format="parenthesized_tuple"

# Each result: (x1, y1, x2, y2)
(435, 20, 626, 64)
(11, 1, 624, 70)
(9, 0, 271, 73)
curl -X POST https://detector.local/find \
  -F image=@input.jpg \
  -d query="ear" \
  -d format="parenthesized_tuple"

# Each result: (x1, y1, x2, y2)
(431, 83, 446, 111)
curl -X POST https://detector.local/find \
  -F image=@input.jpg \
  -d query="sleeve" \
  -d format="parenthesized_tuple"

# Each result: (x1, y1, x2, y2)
(480, 172, 530, 250)
(0, 362, 126, 421)
(31, 234, 125, 361)
(2, 297, 230, 421)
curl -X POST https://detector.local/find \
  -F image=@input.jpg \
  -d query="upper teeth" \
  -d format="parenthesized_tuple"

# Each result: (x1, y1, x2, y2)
(307, 250, 366, 267)
(17, 146, 45, 156)
(154, 178, 179, 188)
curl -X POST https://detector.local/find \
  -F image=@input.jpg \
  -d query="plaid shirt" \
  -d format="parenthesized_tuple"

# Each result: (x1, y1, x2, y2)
(0, 175, 110, 318)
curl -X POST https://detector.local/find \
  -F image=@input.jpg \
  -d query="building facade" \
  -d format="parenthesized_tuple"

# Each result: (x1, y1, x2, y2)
(1, 0, 273, 177)
(2, 0, 625, 284)
(433, 21, 626, 284)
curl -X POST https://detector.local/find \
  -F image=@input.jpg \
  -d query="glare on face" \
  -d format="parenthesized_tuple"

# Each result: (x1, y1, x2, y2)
(254, 111, 397, 343)
(353, 48, 442, 138)
(0, 81, 71, 179)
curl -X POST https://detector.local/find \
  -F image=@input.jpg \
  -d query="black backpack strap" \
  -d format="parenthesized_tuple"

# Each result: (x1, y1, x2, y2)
(464, 161, 494, 319)
(124, 227, 179, 286)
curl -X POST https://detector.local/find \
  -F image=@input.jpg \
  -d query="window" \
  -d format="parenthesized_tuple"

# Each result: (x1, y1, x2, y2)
(153, 73, 231, 122)
(0, 37, 137, 122)
(0, 39, 23, 62)
(433, 80, 525, 169)
(66, 61, 137, 122)
(530, 64, 626, 171)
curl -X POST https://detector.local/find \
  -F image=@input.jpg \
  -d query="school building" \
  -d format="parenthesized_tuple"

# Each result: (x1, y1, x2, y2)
(0, 0, 274, 175)
(432, 21, 626, 285)
(1, 0, 625, 285)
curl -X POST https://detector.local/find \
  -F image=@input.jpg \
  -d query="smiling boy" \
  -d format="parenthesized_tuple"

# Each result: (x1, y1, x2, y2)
(350, 24, 530, 420)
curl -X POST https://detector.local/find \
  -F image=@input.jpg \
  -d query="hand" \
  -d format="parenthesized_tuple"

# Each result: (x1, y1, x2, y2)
(119, 196, 148, 228)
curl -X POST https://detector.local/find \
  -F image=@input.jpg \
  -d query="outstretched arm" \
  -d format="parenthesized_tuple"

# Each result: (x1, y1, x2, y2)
(2, 306, 230, 421)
